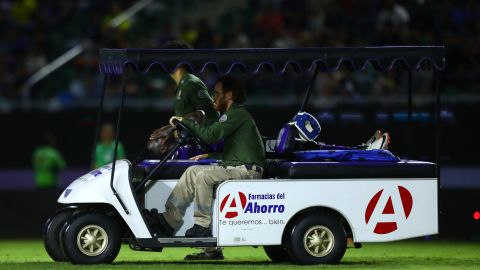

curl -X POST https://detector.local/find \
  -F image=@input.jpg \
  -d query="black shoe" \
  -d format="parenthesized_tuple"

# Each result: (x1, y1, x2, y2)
(142, 208, 158, 225)
(184, 250, 224, 260)
(185, 224, 212, 237)
(144, 208, 174, 237)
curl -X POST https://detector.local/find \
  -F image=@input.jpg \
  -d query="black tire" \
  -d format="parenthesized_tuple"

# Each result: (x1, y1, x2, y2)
(61, 212, 121, 264)
(43, 208, 76, 261)
(263, 245, 290, 262)
(286, 213, 347, 265)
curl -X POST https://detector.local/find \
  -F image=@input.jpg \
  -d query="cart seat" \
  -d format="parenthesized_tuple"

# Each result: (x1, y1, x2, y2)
(133, 159, 220, 181)
(274, 160, 436, 179)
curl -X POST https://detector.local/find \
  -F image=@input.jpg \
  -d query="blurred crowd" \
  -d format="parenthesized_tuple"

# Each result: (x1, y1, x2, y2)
(1, 0, 479, 107)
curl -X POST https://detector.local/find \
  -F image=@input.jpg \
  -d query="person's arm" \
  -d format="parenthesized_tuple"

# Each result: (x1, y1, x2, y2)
(189, 152, 222, 161)
(52, 149, 66, 170)
(57, 155, 66, 170)
(207, 152, 222, 160)
(181, 111, 242, 144)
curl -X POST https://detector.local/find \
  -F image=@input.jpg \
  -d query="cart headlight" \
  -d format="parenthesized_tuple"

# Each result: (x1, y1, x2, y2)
(63, 189, 72, 198)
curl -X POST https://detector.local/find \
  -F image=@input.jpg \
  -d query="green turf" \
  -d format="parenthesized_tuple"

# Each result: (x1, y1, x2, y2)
(0, 240, 479, 270)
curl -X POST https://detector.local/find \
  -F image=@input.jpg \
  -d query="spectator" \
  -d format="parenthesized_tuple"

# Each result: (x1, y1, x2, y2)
(93, 122, 126, 168)
(0, 0, 477, 104)
(376, 0, 410, 31)
(32, 132, 66, 189)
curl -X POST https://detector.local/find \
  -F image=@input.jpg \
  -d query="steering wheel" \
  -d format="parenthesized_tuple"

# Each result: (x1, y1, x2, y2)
(172, 119, 209, 150)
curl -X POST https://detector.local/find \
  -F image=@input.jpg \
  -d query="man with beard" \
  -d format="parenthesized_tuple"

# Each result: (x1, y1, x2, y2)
(150, 76, 265, 259)
(146, 41, 220, 259)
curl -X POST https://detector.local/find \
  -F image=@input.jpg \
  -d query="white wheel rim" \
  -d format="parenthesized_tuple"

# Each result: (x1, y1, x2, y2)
(303, 225, 334, 257)
(76, 224, 108, 256)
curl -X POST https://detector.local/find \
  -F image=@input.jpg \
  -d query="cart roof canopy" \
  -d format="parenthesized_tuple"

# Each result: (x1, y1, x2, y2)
(99, 46, 445, 75)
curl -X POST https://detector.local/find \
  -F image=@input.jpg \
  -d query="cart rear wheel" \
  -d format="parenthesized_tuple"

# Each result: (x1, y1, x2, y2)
(263, 245, 290, 262)
(286, 214, 346, 265)
(43, 208, 76, 261)
(61, 212, 121, 264)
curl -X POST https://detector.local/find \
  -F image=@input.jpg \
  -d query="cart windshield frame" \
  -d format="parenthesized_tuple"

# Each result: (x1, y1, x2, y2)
(99, 46, 445, 75)
(95, 46, 445, 215)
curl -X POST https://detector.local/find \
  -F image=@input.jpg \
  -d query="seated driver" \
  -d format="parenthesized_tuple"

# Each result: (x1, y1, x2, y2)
(151, 75, 266, 237)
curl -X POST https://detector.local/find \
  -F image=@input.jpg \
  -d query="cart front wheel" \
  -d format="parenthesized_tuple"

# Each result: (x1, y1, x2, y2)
(43, 207, 76, 261)
(286, 213, 346, 265)
(61, 212, 121, 264)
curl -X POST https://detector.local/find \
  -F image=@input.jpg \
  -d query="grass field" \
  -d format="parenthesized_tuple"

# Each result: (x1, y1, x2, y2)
(0, 239, 479, 270)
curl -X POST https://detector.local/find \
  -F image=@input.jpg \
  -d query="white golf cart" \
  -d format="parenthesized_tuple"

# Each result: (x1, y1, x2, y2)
(43, 47, 445, 265)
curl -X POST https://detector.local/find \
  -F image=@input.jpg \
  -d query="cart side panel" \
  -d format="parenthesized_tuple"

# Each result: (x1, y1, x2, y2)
(216, 179, 438, 246)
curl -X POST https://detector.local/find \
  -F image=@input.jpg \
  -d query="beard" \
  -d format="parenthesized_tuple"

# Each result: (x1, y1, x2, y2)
(215, 97, 228, 113)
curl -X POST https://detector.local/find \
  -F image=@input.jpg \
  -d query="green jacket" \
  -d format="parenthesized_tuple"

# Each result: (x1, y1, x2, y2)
(32, 146, 66, 188)
(94, 141, 125, 168)
(174, 73, 219, 124)
(183, 103, 266, 168)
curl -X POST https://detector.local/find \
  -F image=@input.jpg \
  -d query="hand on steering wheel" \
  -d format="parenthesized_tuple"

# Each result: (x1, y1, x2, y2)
(169, 117, 209, 150)
(169, 116, 183, 127)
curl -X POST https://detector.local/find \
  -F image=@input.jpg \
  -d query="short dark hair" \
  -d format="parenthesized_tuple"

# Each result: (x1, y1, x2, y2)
(217, 76, 246, 104)
(160, 40, 193, 49)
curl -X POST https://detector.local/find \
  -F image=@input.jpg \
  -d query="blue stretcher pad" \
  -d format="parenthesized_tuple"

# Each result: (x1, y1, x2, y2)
(293, 149, 400, 162)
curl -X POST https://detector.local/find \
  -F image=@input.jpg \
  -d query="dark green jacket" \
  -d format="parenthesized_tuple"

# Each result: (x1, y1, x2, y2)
(174, 73, 219, 124)
(183, 103, 266, 168)
(32, 145, 66, 188)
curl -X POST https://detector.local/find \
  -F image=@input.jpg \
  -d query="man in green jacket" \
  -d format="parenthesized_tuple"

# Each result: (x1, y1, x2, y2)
(151, 76, 265, 255)
(32, 132, 66, 189)
(148, 41, 219, 159)
(147, 41, 221, 259)
(93, 123, 125, 168)
(156, 41, 219, 125)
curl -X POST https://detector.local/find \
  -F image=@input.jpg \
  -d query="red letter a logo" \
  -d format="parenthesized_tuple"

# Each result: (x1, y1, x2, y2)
(220, 192, 247, 219)
(365, 186, 413, 234)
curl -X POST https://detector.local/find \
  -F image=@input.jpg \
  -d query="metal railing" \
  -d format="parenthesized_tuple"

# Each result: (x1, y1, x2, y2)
(20, 0, 157, 107)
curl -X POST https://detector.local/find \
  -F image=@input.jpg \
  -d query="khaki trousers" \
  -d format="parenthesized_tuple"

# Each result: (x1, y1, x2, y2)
(163, 165, 261, 229)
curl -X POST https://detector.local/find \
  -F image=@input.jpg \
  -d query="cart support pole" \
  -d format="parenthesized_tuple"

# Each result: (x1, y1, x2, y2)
(434, 69, 441, 234)
(408, 70, 413, 159)
(134, 141, 183, 194)
(434, 70, 440, 184)
(110, 72, 129, 214)
(91, 74, 108, 167)
(299, 64, 320, 112)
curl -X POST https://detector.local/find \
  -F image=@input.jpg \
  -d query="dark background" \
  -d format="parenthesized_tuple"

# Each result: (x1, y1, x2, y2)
(0, 0, 479, 239)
